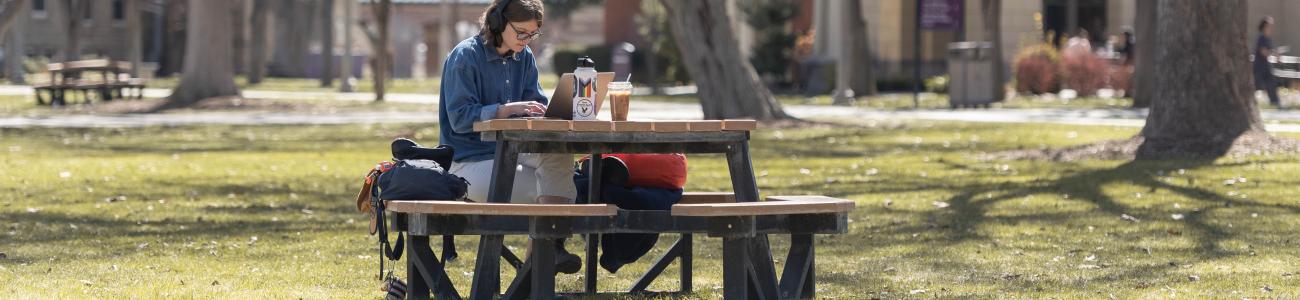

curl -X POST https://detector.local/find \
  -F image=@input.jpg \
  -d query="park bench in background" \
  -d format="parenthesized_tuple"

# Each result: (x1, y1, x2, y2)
(1273, 56, 1300, 90)
(33, 59, 149, 106)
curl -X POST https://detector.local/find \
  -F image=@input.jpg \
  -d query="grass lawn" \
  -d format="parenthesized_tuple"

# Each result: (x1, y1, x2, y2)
(591, 93, 1143, 111)
(144, 75, 560, 95)
(3, 121, 1300, 298)
(0, 94, 435, 118)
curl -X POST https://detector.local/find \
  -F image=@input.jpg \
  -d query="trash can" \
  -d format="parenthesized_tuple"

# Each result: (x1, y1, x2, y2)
(947, 42, 1000, 108)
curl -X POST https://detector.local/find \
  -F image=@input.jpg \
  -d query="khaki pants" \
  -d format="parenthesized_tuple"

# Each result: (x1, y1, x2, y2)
(449, 153, 576, 203)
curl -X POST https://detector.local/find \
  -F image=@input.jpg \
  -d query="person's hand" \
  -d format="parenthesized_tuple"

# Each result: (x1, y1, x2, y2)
(496, 101, 546, 118)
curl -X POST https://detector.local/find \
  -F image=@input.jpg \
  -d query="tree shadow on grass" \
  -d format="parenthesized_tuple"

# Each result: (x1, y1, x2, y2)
(0, 209, 335, 263)
(825, 157, 1300, 294)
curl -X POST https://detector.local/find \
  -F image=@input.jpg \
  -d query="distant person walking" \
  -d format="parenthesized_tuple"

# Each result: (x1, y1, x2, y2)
(1256, 17, 1282, 108)
(1118, 27, 1135, 66)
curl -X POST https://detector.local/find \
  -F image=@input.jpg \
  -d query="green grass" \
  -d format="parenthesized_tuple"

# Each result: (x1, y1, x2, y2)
(144, 75, 559, 95)
(3, 122, 1300, 298)
(635, 93, 1139, 110)
(0, 94, 435, 117)
(0, 95, 36, 115)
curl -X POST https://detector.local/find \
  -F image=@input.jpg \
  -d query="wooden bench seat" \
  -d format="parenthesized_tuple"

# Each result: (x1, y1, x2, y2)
(678, 192, 735, 204)
(670, 195, 854, 217)
(385, 200, 618, 217)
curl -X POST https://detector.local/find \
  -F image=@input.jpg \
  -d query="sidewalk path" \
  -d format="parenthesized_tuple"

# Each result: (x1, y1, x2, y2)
(3, 85, 1300, 132)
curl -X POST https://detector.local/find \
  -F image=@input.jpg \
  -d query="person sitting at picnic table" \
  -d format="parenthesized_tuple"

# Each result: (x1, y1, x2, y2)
(437, 0, 583, 273)
(574, 154, 688, 273)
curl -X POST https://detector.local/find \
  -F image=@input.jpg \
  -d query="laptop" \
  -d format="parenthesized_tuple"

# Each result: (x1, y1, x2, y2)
(541, 72, 617, 120)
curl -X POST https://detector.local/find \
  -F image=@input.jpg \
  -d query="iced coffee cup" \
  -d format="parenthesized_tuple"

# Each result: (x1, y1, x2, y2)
(608, 81, 633, 121)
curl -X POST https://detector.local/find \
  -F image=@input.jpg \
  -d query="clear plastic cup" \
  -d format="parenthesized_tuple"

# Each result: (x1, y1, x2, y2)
(607, 81, 633, 121)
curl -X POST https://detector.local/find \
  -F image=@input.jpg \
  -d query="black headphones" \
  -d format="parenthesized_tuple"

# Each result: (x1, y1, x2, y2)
(486, 0, 514, 47)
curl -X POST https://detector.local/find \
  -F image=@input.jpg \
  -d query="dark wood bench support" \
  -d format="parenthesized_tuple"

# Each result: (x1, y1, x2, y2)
(779, 234, 816, 299)
(407, 234, 462, 300)
(628, 234, 689, 293)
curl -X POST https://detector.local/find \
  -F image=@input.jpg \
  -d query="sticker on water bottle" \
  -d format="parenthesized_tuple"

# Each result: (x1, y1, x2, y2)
(575, 98, 594, 118)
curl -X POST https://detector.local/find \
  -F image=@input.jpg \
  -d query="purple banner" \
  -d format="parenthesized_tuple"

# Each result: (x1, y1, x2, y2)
(920, 0, 963, 31)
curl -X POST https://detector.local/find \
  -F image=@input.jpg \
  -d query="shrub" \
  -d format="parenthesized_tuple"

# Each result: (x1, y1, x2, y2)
(1108, 65, 1134, 96)
(1013, 44, 1062, 94)
(1060, 45, 1109, 97)
(925, 76, 949, 93)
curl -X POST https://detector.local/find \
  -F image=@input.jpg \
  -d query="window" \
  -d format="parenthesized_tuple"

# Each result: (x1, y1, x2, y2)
(32, 0, 47, 19)
(112, 0, 124, 20)
(83, 2, 93, 21)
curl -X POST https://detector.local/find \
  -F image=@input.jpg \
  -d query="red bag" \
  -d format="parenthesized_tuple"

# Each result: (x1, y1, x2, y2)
(584, 153, 687, 189)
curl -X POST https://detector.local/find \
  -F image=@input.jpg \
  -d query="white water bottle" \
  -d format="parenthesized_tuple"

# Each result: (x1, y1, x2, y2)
(572, 56, 598, 120)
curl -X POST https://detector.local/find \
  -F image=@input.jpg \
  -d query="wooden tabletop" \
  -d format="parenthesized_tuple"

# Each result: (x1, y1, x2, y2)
(47, 60, 131, 72)
(473, 119, 757, 132)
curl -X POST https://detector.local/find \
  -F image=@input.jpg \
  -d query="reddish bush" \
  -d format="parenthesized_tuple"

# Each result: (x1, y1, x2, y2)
(1061, 45, 1109, 97)
(1108, 65, 1134, 96)
(1013, 45, 1062, 94)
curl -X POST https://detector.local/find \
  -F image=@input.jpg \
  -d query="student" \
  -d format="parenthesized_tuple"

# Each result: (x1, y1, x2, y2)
(574, 154, 688, 273)
(1256, 17, 1282, 108)
(437, 0, 581, 273)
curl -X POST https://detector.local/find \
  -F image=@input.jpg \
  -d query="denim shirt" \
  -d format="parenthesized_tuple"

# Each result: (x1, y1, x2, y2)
(438, 35, 548, 162)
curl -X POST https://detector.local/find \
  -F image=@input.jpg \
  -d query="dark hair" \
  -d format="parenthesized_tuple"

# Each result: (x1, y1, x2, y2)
(1260, 17, 1275, 32)
(479, 0, 545, 48)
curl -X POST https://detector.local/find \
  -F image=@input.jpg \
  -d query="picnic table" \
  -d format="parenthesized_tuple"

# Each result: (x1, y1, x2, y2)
(1272, 55, 1300, 89)
(33, 59, 147, 106)
(387, 119, 854, 300)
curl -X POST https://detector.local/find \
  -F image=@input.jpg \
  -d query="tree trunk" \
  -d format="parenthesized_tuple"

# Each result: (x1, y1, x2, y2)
(0, 0, 27, 36)
(366, 0, 391, 102)
(1130, 0, 1156, 108)
(167, 0, 239, 106)
(846, 0, 875, 97)
(247, 0, 271, 84)
(59, 0, 89, 61)
(2, 0, 29, 84)
(159, 0, 187, 76)
(834, 0, 877, 104)
(982, 0, 1005, 101)
(1136, 0, 1259, 159)
(231, 0, 246, 75)
(435, 0, 457, 76)
(270, 0, 316, 77)
(659, 0, 787, 120)
(339, 0, 354, 92)
(320, 0, 335, 87)
(125, 0, 142, 78)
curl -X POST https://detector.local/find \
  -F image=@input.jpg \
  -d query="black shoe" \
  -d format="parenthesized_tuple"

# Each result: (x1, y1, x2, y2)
(599, 253, 625, 274)
(551, 239, 581, 274)
(578, 156, 630, 188)
(599, 156, 629, 188)
(555, 251, 582, 274)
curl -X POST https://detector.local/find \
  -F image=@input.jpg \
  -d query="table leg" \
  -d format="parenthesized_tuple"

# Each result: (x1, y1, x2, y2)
(471, 137, 518, 299)
(585, 153, 602, 294)
(722, 237, 750, 300)
(408, 235, 431, 300)
(725, 141, 759, 203)
(727, 140, 783, 299)
(680, 233, 693, 293)
(747, 235, 779, 300)
(530, 238, 556, 300)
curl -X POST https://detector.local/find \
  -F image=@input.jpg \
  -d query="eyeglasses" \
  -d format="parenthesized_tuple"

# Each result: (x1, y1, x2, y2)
(508, 22, 542, 41)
